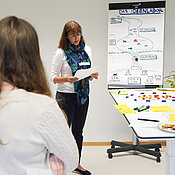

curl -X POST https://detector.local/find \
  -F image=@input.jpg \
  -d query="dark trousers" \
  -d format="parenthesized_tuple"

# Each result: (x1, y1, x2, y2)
(56, 91, 89, 162)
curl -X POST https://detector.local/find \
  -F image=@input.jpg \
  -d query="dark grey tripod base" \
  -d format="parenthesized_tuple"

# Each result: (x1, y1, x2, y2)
(107, 136, 161, 163)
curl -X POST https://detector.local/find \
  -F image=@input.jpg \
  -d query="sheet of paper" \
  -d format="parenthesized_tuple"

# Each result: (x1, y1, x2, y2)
(114, 104, 136, 114)
(110, 90, 129, 95)
(169, 114, 175, 122)
(128, 113, 169, 128)
(150, 106, 175, 112)
(27, 168, 52, 175)
(128, 117, 168, 128)
(128, 121, 158, 128)
(74, 67, 97, 80)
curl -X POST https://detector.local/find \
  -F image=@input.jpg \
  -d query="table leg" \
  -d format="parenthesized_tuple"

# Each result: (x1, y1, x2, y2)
(132, 133, 139, 155)
(132, 133, 139, 145)
(166, 140, 175, 175)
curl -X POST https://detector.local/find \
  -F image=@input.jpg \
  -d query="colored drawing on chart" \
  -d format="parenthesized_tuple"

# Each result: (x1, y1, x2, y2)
(150, 106, 175, 112)
(114, 104, 136, 114)
(108, 7, 165, 86)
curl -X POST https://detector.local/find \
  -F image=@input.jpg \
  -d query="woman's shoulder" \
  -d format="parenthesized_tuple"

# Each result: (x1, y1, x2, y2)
(56, 48, 64, 54)
(0, 89, 57, 113)
(26, 91, 60, 117)
(28, 91, 56, 106)
(54, 48, 65, 57)
(10, 89, 55, 106)
(53, 48, 65, 61)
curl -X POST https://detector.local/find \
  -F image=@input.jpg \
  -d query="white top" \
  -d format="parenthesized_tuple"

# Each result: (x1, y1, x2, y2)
(50, 45, 92, 93)
(0, 89, 79, 175)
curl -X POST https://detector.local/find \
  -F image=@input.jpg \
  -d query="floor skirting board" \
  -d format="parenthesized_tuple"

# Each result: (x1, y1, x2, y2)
(83, 141, 166, 146)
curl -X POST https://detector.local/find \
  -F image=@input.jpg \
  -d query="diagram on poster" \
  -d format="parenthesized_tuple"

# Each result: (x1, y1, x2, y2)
(108, 2, 165, 88)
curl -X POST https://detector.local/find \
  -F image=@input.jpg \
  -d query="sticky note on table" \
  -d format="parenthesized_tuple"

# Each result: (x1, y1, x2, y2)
(110, 90, 128, 95)
(114, 104, 136, 114)
(150, 106, 175, 112)
(169, 114, 175, 122)
(157, 88, 175, 92)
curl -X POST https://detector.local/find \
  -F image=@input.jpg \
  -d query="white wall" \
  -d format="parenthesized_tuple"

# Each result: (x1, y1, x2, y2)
(0, 0, 174, 142)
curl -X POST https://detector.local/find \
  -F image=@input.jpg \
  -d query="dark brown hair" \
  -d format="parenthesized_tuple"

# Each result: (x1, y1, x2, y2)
(0, 16, 51, 96)
(58, 21, 85, 50)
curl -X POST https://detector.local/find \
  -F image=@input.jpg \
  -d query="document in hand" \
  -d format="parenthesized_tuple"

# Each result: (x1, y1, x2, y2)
(74, 67, 96, 80)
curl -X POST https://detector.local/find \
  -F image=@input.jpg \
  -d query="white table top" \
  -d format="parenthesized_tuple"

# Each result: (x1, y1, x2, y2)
(110, 89, 175, 140)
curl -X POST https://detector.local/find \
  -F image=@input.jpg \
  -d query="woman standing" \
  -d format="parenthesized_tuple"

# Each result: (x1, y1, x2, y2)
(50, 21, 98, 175)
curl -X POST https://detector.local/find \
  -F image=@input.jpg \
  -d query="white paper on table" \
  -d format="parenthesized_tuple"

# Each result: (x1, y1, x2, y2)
(128, 121, 158, 128)
(128, 112, 170, 128)
(128, 117, 169, 128)
(74, 67, 97, 80)
(27, 168, 52, 175)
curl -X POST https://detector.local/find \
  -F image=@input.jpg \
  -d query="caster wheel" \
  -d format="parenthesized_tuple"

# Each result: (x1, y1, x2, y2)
(155, 148, 160, 152)
(156, 157, 161, 163)
(108, 153, 113, 159)
(111, 145, 115, 149)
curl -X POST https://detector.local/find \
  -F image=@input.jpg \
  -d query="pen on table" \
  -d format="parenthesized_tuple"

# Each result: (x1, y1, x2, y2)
(138, 108, 147, 112)
(138, 118, 160, 122)
(133, 105, 145, 111)
(137, 105, 150, 112)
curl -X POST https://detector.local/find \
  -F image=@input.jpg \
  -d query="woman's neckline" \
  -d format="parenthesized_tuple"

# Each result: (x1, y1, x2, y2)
(1, 81, 18, 92)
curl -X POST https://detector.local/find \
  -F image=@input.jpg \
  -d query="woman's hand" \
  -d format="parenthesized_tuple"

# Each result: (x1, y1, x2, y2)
(90, 72, 99, 81)
(50, 154, 64, 175)
(67, 77, 79, 83)
(53, 76, 78, 84)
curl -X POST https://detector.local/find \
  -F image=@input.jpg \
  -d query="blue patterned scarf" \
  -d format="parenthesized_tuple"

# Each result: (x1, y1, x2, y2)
(64, 42, 91, 105)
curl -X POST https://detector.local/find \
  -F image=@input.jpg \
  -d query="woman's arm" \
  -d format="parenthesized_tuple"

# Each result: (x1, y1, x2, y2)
(50, 49, 63, 84)
(53, 76, 78, 84)
(90, 72, 99, 81)
(38, 100, 79, 173)
(50, 49, 78, 84)
(49, 154, 64, 175)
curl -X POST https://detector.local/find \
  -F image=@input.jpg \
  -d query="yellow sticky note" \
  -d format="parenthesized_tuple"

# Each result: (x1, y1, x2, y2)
(169, 114, 175, 122)
(157, 88, 175, 92)
(150, 106, 175, 112)
(169, 118, 175, 122)
(113, 104, 136, 114)
(110, 90, 128, 95)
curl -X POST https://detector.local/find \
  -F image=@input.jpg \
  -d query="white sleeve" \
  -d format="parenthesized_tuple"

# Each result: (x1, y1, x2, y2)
(50, 49, 64, 83)
(38, 100, 79, 173)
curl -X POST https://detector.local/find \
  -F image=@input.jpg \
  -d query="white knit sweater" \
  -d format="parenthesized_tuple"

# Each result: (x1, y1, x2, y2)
(0, 89, 78, 175)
